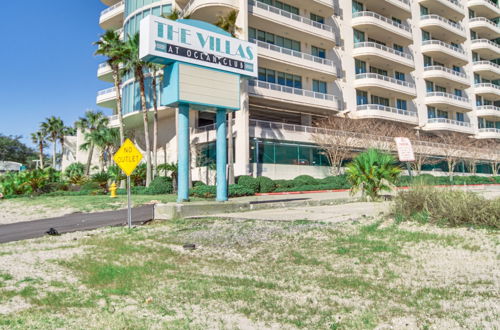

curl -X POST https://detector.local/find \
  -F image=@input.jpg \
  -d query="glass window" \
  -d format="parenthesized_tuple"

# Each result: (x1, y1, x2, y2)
(353, 29, 365, 43)
(275, 144, 298, 165)
(312, 46, 326, 58)
(427, 107, 436, 118)
(393, 44, 403, 52)
(310, 13, 325, 24)
(395, 71, 405, 81)
(371, 95, 389, 106)
(352, 0, 363, 13)
(420, 5, 429, 15)
(456, 112, 465, 122)
(313, 80, 327, 94)
(397, 99, 407, 110)
(426, 81, 434, 92)
(356, 90, 368, 105)
(454, 89, 463, 97)
(355, 59, 366, 74)
(422, 30, 430, 41)
(249, 28, 256, 40)
(423, 55, 432, 67)
(437, 110, 448, 118)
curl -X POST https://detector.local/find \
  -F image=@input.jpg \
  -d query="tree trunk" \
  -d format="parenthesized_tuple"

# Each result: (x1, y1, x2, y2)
(112, 68, 125, 145)
(227, 111, 234, 184)
(138, 70, 152, 187)
(39, 143, 44, 169)
(60, 137, 65, 169)
(152, 72, 159, 179)
(86, 142, 94, 176)
(52, 139, 57, 169)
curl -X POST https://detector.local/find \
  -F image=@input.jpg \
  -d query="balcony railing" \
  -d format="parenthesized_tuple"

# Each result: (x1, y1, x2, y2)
(98, 62, 109, 69)
(475, 82, 500, 90)
(445, 0, 464, 9)
(427, 118, 471, 127)
(354, 42, 413, 60)
(100, 0, 124, 16)
(352, 11, 411, 32)
(420, 14, 464, 31)
(479, 127, 500, 133)
(248, 79, 340, 103)
(426, 91, 470, 103)
(249, 0, 334, 33)
(355, 73, 415, 89)
(472, 0, 500, 9)
(473, 60, 500, 69)
(469, 17, 500, 28)
(471, 39, 500, 49)
(250, 39, 336, 69)
(424, 65, 467, 79)
(357, 104, 417, 117)
(422, 40, 466, 54)
(98, 87, 116, 96)
(477, 105, 500, 112)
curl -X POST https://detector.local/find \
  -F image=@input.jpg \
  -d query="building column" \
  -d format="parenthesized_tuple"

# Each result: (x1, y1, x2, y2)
(177, 103, 190, 202)
(216, 108, 228, 201)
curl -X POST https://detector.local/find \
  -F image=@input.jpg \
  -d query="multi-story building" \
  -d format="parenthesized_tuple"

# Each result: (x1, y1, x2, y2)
(92, 0, 500, 180)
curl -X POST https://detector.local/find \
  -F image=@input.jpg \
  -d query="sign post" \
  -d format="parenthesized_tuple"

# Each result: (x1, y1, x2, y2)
(113, 139, 143, 228)
(394, 137, 415, 179)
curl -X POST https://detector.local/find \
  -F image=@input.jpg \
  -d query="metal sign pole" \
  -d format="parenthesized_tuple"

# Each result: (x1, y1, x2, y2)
(406, 162, 413, 180)
(127, 175, 132, 229)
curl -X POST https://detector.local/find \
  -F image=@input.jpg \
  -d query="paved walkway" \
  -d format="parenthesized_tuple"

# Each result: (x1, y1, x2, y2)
(0, 205, 154, 244)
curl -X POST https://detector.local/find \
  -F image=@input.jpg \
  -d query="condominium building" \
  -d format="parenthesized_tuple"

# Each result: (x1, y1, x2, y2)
(93, 0, 500, 180)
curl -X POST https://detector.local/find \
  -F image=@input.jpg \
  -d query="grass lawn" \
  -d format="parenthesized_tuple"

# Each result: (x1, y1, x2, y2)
(0, 216, 498, 329)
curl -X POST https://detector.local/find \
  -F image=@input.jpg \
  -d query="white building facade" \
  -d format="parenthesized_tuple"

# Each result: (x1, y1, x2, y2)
(94, 0, 500, 180)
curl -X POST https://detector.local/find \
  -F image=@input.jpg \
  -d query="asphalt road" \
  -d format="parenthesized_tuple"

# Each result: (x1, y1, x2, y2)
(0, 205, 155, 244)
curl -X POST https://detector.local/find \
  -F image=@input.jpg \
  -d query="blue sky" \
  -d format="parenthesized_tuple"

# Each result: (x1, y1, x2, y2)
(0, 1, 111, 146)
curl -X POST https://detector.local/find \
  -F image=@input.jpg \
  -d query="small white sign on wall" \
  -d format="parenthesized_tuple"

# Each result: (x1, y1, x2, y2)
(394, 137, 415, 162)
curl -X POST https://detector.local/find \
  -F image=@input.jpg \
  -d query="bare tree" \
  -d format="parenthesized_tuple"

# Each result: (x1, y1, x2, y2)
(436, 132, 472, 179)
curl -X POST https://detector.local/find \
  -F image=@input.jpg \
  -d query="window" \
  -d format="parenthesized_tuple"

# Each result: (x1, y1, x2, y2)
(371, 95, 389, 106)
(435, 85, 446, 93)
(356, 90, 368, 105)
(352, 0, 363, 13)
(397, 99, 407, 110)
(420, 5, 429, 15)
(393, 44, 403, 52)
(313, 80, 327, 94)
(422, 30, 430, 41)
(423, 55, 432, 67)
(454, 89, 463, 97)
(427, 106, 436, 118)
(395, 71, 405, 81)
(312, 46, 326, 58)
(274, 1, 299, 15)
(250, 28, 301, 51)
(453, 65, 461, 72)
(259, 67, 302, 88)
(456, 112, 465, 122)
(392, 17, 402, 24)
(476, 95, 483, 106)
(355, 59, 366, 74)
(310, 13, 325, 24)
(353, 29, 365, 43)
(437, 110, 448, 118)
(370, 66, 388, 76)
(426, 81, 434, 92)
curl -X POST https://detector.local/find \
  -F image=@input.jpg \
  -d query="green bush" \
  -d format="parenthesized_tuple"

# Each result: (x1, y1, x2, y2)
(273, 179, 294, 190)
(292, 175, 319, 186)
(80, 182, 105, 195)
(393, 185, 500, 229)
(91, 172, 110, 191)
(190, 185, 216, 198)
(64, 163, 86, 185)
(256, 176, 276, 193)
(229, 184, 255, 197)
(237, 175, 259, 193)
(319, 175, 350, 189)
(147, 176, 173, 195)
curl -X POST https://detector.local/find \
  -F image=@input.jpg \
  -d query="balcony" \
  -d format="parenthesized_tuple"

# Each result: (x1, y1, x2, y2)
(363, 0, 412, 19)
(419, 15, 466, 43)
(108, 115, 120, 128)
(248, 0, 335, 45)
(181, 0, 238, 23)
(471, 39, 500, 60)
(421, 40, 468, 66)
(425, 92, 472, 112)
(248, 79, 342, 113)
(99, 1, 124, 30)
(354, 73, 416, 99)
(100, 0, 121, 6)
(352, 11, 412, 45)
(422, 66, 470, 89)
(353, 42, 414, 72)
(97, 62, 114, 83)
(418, 0, 465, 21)
(474, 83, 500, 100)
(251, 39, 337, 78)
(469, 17, 500, 40)
(472, 61, 500, 80)
(468, 0, 500, 19)
(96, 87, 117, 109)
(424, 118, 473, 134)
(477, 128, 500, 139)
(354, 104, 418, 124)
(476, 105, 500, 119)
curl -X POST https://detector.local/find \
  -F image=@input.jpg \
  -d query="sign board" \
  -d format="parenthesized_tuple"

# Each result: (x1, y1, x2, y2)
(113, 139, 143, 176)
(394, 137, 415, 162)
(139, 16, 258, 78)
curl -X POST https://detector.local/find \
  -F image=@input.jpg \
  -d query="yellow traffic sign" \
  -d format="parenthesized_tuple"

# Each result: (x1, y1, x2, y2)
(113, 139, 143, 176)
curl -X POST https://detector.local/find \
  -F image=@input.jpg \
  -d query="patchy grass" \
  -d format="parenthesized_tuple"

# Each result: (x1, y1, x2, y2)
(0, 217, 498, 329)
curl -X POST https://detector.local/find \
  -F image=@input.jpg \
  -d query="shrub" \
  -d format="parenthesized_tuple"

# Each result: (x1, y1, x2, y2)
(292, 175, 318, 186)
(147, 176, 173, 195)
(237, 176, 259, 193)
(107, 165, 126, 183)
(64, 163, 86, 185)
(193, 181, 206, 187)
(131, 163, 147, 186)
(80, 182, 105, 195)
(393, 185, 500, 229)
(273, 179, 294, 190)
(229, 184, 255, 197)
(320, 175, 350, 189)
(256, 176, 276, 193)
(91, 172, 110, 191)
(190, 185, 216, 198)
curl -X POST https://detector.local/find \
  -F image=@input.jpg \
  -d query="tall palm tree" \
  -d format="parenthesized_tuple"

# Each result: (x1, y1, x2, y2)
(31, 130, 46, 169)
(150, 63, 164, 178)
(58, 126, 76, 168)
(123, 33, 152, 186)
(81, 127, 119, 171)
(94, 30, 127, 145)
(161, 9, 190, 21)
(41, 116, 64, 169)
(216, 10, 241, 184)
(76, 111, 109, 175)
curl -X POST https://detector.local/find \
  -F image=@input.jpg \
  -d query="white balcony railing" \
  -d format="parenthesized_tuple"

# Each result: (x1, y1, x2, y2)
(248, 79, 340, 104)
(427, 117, 471, 127)
(249, 0, 334, 33)
(473, 60, 500, 69)
(426, 91, 470, 103)
(98, 62, 109, 69)
(354, 42, 413, 60)
(475, 83, 500, 90)
(100, 0, 124, 16)
(352, 11, 411, 32)
(420, 14, 464, 31)
(445, 0, 464, 9)
(479, 127, 500, 133)
(250, 39, 336, 68)
(471, 39, 500, 49)
(477, 105, 500, 112)
(469, 17, 500, 28)
(355, 73, 415, 89)
(422, 40, 466, 54)
(472, 0, 500, 9)
(357, 104, 417, 117)
(424, 65, 467, 79)
(98, 87, 116, 96)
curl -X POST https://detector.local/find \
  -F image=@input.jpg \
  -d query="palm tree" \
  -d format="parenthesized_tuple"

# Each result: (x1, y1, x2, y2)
(58, 126, 76, 168)
(76, 110, 109, 175)
(123, 33, 152, 186)
(161, 9, 190, 21)
(216, 10, 241, 184)
(81, 127, 120, 171)
(41, 116, 64, 169)
(94, 30, 126, 145)
(31, 130, 46, 169)
(346, 149, 402, 201)
(150, 63, 164, 178)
